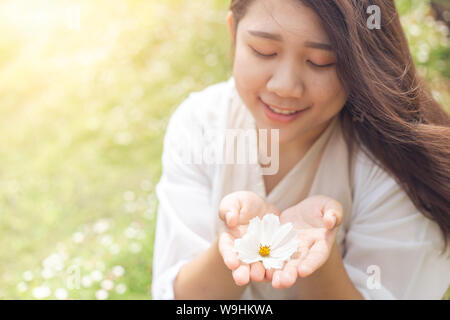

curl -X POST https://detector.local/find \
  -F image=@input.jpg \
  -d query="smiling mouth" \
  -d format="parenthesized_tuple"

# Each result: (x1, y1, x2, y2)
(260, 99, 308, 115)
(266, 104, 302, 115)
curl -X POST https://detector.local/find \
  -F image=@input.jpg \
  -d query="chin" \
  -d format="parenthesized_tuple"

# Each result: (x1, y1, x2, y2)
(254, 118, 298, 143)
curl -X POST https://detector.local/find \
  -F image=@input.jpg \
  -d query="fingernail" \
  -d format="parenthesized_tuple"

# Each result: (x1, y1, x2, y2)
(225, 211, 233, 225)
(299, 265, 311, 276)
(324, 209, 334, 217)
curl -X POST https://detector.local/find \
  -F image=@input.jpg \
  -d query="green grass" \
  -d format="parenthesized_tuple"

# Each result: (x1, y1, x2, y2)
(0, 0, 448, 299)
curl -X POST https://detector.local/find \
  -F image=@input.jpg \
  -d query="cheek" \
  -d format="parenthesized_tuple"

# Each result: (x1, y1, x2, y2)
(233, 49, 264, 85)
(308, 72, 347, 113)
(233, 49, 268, 107)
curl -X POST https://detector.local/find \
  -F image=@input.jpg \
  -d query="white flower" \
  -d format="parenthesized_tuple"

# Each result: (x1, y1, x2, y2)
(233, 213, 299, 270)
(101, 279, 114, 291)
(54, 288, 68, 300)
(81, 275, 92, 288)
(115, 283, 127, 295)
(95, 289, 108, 300)
(22, 271, 34, 282)
(32, 286, 51, 299)
(112, 265, 125, 277)
(90, 270, 103, 282)
(93, 219, 110, 234)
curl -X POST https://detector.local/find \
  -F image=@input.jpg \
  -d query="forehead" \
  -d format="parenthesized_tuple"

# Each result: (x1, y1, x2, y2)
(239, 0, 330, 44)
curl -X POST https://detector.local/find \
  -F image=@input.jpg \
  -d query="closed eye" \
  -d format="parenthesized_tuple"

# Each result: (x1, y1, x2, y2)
(250, 47, 335, 68)
(250, 47, 277, 58)
(307, 60, 335, 68)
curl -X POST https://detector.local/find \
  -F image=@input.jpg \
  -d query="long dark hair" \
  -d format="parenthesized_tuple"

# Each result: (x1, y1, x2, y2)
(229, 0, 450, 253)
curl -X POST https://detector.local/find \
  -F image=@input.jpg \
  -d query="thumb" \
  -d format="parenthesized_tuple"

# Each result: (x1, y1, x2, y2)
(322, 200, 343, 230)
(219, 194, 242, 228)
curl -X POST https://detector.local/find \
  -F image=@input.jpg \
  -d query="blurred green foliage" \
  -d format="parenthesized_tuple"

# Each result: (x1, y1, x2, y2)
(0, 0, 447, 300)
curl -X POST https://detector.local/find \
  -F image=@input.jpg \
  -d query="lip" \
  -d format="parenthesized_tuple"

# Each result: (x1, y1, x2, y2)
(259, 98, 310, 123)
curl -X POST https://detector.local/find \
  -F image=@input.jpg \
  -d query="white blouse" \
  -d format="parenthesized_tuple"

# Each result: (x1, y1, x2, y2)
(151, 76, 449, 300)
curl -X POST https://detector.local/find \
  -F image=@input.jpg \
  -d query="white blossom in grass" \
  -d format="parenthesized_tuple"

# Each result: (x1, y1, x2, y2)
(124, 202, 137, 213)
(17, 282, 28, 293)
(90, 270, 103, 282)
(101, 279, 114, 291)
(42, 253, 64, 271)
(233, 214, 299, 270)
(23, 271, 34, 282)
(110, 244, 120, 255)
(54, 288, 68, 300)
(93, 219, 110, 234)
(129, 242, 142, 253)
(100, 235, 113, 246)
(32, 286, 51, 299)
(124, 226, 138, 239)
(112, 265, 125, 277)
(115, 283, 127, 295)
(140, 179, 153, 191)
(72, 232, 85, 244)
(41, 268, 54, 279)
(81, 275, 92, 288)
(95, 289, 108, 300)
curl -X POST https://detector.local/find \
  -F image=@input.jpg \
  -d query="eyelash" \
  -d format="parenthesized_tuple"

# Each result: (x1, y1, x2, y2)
(250, 47, 334, 68)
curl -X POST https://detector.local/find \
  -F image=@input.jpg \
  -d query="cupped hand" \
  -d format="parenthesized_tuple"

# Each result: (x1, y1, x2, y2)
(268, 195, 344, 289)
(218, 191, 281, 286)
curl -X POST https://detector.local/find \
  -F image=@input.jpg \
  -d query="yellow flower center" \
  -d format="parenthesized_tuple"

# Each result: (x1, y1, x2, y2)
(259, 245, 270, 257)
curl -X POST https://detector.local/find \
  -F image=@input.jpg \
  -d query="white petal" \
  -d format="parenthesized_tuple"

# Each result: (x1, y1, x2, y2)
(269, 222, 295, 249)
(270, 233, 299, 260)
(262, 257, 285, 270)
(246, 216, 263, 238)
(260, 214, 280, 246)
(241, 255, 262, 264)
(234, 235, 260, 263)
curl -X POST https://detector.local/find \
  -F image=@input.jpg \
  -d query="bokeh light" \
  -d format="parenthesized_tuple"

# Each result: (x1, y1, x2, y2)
(0, 0, 447, 300)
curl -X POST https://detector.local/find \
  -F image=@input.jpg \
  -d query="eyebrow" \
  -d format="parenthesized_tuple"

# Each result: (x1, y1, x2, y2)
(247, 30, 333, 51)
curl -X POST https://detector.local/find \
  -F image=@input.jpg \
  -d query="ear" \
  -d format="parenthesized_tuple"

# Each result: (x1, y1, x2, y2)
(226, 11, 236, 44)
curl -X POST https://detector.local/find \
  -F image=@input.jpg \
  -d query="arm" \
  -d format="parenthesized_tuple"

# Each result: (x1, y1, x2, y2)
(175, 190, 283, 299)
(294, 241, 364, 299)
(292, 151, 449, 300)
(174, 238, 247, 299)
(335, 151, 450, 300)
(152, 93, 238, 300)
(270, 195, 365, 299)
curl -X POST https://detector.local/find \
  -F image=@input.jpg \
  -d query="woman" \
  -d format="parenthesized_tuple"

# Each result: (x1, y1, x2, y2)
(152, 0, 450, 299)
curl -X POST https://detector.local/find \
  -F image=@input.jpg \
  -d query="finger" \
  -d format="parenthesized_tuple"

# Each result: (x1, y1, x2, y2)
(226, 211, 239, 228)
(322, 200, 343, 228)
(279, 260, 299, 288)
(323, 210, 337, 230)
(265, 203, 282, 216)
(218, 232, 240, 270)
(232, 264, 250, 286)
(225, 210, 239, 228)
(218, 194, 241, 228)
(264, 268, 275, 282)
(271, 269, 283, 289)
(298, 239, 329, 278)
(250, 261, 265, 282)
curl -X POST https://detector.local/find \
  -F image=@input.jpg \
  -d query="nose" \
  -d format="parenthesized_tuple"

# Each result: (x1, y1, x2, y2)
(266, 60, 305, 99)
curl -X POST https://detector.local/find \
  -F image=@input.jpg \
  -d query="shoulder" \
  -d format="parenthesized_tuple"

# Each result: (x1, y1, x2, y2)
(350, 144, 446, 247)
(167, 76, 235, 131)
(351, 145, 417, 222)
(161, 77, 235, 175)
(352, 146, 395, 200)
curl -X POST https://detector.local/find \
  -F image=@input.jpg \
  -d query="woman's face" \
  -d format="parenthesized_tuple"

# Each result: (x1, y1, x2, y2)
(227, 0, 349, 145)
